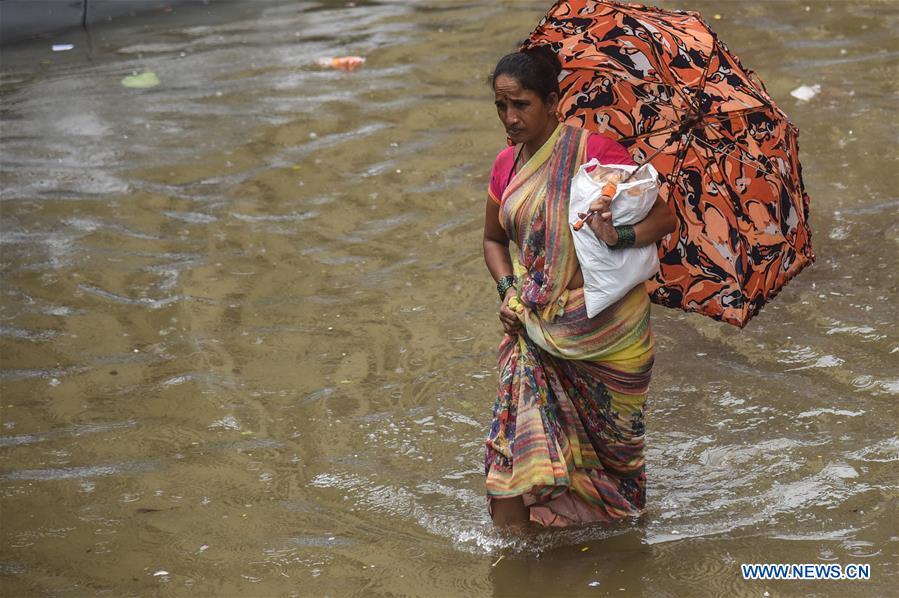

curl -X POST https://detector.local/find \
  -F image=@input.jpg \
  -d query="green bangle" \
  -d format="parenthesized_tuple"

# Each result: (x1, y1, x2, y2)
(609, 225, 635, 249)
(496, 275, 516, 300)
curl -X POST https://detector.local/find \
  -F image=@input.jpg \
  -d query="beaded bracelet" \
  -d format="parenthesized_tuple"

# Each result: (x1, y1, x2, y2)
(609, 225, 636, 249)
(496, 275, 516, 300)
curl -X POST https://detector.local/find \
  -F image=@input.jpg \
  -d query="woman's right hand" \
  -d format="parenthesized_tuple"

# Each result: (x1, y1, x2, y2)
(499, 290, 523, 335)
(578, 195, 619, 246)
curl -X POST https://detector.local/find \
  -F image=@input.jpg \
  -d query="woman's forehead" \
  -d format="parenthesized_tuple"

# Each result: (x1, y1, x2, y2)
(494, 75, 534, 98)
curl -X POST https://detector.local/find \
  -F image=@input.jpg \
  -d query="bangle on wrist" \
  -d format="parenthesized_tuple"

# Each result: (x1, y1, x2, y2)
(609, 225, 635, 249)
(496, 275, 516, 300)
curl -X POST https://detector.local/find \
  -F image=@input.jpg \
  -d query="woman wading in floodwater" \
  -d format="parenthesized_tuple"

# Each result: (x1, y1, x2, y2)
(483, 47, 676, 529)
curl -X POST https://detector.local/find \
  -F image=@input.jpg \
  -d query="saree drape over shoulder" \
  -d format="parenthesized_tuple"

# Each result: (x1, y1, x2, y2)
(486, 124, 655, 528)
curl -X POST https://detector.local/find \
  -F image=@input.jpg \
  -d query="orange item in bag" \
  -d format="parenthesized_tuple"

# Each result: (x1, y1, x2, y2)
(572, 183, 617, 231)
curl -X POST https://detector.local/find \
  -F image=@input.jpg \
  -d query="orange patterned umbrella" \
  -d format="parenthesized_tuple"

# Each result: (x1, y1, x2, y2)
(525, 0, 814, 327)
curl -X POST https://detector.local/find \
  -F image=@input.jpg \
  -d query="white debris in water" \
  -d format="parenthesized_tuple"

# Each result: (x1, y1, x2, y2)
(153, 570, 169, 576)
(162, 375, 191, 387)
(790, 84, 821, 102)
(49, 378, 61, 387)
(829, 225, 849, 240)
(52, 44, 74, 52)
(209, 415, 240, 430)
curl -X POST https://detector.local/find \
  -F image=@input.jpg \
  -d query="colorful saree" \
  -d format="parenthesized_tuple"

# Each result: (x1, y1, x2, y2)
(486, 124, 655, 527)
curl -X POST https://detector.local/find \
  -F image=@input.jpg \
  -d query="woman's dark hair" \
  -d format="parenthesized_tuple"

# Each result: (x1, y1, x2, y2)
(490, 44, 562, 102)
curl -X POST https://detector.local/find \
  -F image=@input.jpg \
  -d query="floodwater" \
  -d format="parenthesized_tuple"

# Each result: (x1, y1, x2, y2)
(0, 0, 896, 596)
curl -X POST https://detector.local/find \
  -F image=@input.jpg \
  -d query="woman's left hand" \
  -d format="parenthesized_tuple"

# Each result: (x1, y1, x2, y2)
(578, 196, 619, 246)
(499, 290, 523, 335)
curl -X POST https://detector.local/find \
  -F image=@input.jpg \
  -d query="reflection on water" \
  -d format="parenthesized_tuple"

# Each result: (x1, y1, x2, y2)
(1, 0, 897, 595)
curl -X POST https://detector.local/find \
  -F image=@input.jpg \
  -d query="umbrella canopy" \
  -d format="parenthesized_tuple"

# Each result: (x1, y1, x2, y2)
(525, 0, 814, 327)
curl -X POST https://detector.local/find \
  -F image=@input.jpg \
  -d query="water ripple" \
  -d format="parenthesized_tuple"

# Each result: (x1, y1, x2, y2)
(2, 461, 159, 481)
(76, 283, 194, 308)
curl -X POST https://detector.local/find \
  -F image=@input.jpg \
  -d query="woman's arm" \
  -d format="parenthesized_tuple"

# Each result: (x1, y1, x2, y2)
(630, 196, 677, 247)
(483, 198, 522, 334)
(580, 195, 676, 247)
(483, 198, 514, 282)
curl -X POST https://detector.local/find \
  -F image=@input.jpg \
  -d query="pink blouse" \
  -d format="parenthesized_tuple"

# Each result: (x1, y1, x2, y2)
(487, 132, 636, 205)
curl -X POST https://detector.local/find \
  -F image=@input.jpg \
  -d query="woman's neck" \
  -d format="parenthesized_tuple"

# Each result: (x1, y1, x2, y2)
(522, 118, 560, 160)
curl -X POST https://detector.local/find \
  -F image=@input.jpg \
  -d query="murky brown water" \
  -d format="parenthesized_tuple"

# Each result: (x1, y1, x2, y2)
(1, 1, 897, 596)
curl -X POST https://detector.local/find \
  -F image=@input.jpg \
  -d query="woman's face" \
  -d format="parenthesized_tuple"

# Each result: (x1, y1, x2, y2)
(493, 74, 557, 145)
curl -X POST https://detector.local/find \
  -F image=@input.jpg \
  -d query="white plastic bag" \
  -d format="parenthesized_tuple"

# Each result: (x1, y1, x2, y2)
(571, 159, 660, 225)
(569, 159, 661, 318)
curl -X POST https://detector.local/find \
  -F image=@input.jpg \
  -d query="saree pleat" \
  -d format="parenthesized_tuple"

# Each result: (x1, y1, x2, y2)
(486, 124, 654, 527)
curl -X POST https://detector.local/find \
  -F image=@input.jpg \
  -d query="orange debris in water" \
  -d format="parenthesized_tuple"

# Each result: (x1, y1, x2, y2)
(315, 56, 366, 71)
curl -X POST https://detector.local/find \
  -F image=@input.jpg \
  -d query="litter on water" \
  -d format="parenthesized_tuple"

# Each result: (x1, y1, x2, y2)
(314, 56, 366, 71)
(790, 84, 821, 102)
(121, 71, 161, 89)
(52, 44, 74, 52)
